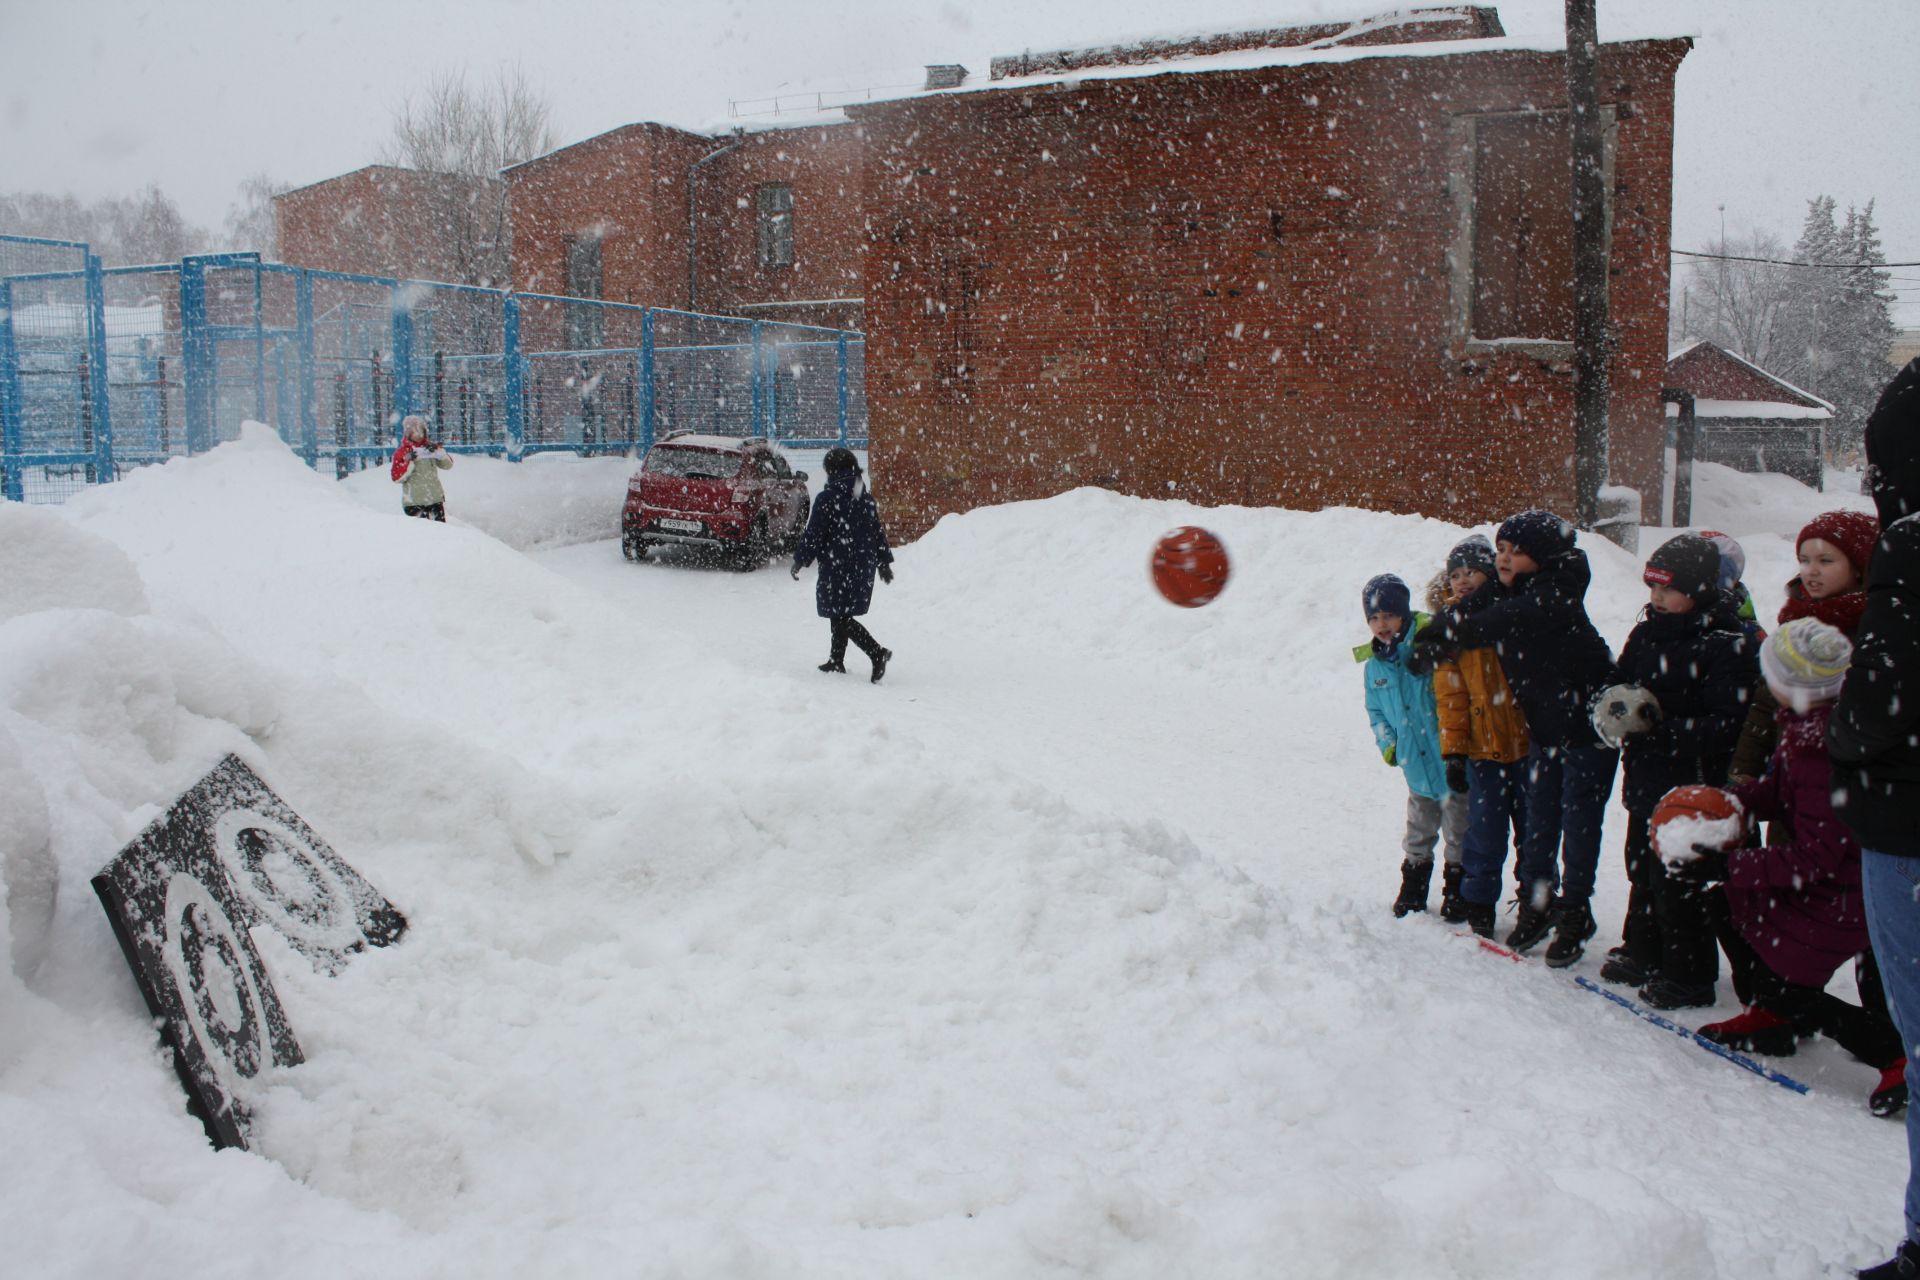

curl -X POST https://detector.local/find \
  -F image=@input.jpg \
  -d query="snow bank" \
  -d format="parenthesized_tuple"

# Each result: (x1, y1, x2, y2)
(0, 428, 1904, 1278)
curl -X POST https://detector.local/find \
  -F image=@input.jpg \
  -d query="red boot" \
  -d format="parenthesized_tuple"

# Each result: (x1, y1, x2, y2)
(1873, 1059, 1909, 1119)
(1698, 1006, 1798, 1056)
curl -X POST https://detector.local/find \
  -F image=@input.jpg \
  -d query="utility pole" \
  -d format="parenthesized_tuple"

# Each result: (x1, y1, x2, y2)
(1565, 0, 1611, 531)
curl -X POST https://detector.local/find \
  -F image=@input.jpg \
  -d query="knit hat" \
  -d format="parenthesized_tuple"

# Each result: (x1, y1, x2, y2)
(1446, 534, 1496, 578)
(823, 446, 861, 474)
(1697, 530, 1747, 592)
(1643, 533, 1721, 605)
(1759, 617, 1853, 712)
(1362, 573, 1412, 622)
(1796, 509, 1879, 580)
(1495, 509, 1575, 566)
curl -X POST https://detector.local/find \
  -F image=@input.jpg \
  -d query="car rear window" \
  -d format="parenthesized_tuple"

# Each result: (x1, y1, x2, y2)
(644, 447, 745, 480)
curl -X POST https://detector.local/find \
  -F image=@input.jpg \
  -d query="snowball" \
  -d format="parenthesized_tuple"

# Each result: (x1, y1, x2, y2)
(1654, 804, 1746, 870)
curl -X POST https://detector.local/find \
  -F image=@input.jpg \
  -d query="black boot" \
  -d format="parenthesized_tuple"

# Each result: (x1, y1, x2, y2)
(1858, 1239, 1920, 1279)
(1462, 900, 1497, 938)
(1544, 899, 1597, 968)
(1505, 894, 1558, 952)
(870, 648, 892, 684)
(1392, 858, 1433, 917)
(1438, 862, 1468, 923)
(818, 659, 846, 673)
(1598, 945, 1654, 987)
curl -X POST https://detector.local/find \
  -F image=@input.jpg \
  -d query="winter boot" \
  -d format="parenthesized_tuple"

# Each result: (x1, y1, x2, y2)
(1393, 858, 1434, 917)
(1858, 1239, 1920, 1279)
(870, 648, 892, 684)
(1698, 1006, 1798, 1056)
(1873, 1059, 1910, 1119)
(1505, 896, 1557, 953)
(1438, 862, 1468, 923)
(1638, 976, 1717, 1011)
(1461, 900, 1498, 939)
(818, 659, 847, 673)
(1598, 945, 1654, 988)
(1543, 900, 1597, 968)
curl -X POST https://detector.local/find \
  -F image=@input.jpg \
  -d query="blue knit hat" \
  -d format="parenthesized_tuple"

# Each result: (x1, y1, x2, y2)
(1496, 509, 1575, 565)
(1362, 573, 1412, 622)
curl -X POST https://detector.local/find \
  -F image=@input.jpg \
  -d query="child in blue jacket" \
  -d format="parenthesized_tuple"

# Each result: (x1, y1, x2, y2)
(1356, 574, 1466, 915)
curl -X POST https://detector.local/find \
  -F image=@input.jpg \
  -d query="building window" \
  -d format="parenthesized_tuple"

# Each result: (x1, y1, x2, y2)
(564, 233, 603, 349)
(1452, 109, 1614, 350)
(757, 184, 794, 268)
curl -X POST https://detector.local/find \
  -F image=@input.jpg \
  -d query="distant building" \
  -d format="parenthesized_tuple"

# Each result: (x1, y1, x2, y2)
(1892, 327, 1920, 371)
(274, 165, 498, 284)
(1666, 339, 1832, 488)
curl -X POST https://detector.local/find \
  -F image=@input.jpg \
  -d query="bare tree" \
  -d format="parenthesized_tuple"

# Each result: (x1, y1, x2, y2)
(222, 171, 284, 258)
(1674, 228, 1796, 364)
(380, 66, 557, 288)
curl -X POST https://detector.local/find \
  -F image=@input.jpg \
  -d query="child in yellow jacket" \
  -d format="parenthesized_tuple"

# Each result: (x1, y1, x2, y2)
(1422, 535, 1531, 936)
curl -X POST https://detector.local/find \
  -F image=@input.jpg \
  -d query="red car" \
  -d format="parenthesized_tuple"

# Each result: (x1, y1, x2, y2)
(622, 433, 812, 568)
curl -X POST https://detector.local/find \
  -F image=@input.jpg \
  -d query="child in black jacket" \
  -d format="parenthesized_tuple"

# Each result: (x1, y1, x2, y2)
(1596, 533, 1758, 1007)
(1419, 510, 1619, 964)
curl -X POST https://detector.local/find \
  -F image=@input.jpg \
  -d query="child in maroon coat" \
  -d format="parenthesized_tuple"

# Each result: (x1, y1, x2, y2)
(1670, 618, 1905, 1114)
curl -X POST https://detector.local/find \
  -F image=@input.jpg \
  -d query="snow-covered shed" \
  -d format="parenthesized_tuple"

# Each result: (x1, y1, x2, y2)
(1665, 340, 1832, 489)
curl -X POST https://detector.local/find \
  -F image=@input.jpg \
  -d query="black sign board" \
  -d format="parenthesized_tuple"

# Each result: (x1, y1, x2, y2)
(91, 755, 408, 1150)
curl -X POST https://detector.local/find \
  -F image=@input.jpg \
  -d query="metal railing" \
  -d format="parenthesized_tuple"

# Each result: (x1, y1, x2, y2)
(0, 235, 867, 502)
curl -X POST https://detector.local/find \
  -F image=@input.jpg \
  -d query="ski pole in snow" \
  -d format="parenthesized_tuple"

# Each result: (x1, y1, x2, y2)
(1574, 976, 1810, 1095)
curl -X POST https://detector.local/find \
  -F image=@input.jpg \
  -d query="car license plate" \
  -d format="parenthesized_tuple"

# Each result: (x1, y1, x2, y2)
(660, 519, 702, 533)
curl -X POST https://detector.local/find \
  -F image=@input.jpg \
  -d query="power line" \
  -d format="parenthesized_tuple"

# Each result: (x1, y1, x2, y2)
(1671, 248, 1920, 268)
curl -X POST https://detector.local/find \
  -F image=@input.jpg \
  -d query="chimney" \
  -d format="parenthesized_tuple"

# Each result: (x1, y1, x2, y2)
(923, 64, 968, 90)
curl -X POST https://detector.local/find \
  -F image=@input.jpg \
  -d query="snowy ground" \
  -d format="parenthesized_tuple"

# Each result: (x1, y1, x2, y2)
(0, 431, 1898, 1278)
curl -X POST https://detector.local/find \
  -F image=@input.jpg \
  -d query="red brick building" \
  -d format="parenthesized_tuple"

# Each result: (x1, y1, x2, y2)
(275, 165, 495, 283)
(1667, 340, 1832, 488)
(845, 14, 1690, 537)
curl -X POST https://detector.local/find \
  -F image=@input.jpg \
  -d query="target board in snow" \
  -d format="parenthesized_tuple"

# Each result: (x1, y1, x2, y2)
(90, 755, 407, 1150)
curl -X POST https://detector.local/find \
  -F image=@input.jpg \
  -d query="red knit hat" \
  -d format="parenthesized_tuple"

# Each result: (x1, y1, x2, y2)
(1796, 509, 1880, 579)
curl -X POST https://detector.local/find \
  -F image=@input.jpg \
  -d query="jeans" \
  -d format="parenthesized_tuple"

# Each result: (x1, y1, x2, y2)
(1461, 758, 1529, 906)
(1516, 741, 1618, 908)
(1863, 848, 1920, 1247)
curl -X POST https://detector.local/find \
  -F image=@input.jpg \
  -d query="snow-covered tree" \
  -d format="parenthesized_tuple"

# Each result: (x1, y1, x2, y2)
(1773, 196, 1896, 457)
(379, 66, 557, 289)
(0, 185, 207, 266)
(221, 172, 284, 258)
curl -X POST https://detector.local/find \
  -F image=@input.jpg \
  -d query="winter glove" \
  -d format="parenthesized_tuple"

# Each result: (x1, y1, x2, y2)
(1668, 843, 1731, 885)
(879, 563, 894, 584)
(1444, 755, 1469, 795)
(790, 563, 801, 580)
(1404, 636, 1448, 677)
(1381, 744, 1397, 767)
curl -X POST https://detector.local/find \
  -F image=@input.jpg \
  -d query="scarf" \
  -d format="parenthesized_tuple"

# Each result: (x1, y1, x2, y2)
(1776, 577, 1867, 637)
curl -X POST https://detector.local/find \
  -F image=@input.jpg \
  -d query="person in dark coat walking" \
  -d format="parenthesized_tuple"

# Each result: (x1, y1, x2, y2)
(1831, 356, 1920, 1280)
(1419, 510, 1619, 962)
(792, 447, 895, 682)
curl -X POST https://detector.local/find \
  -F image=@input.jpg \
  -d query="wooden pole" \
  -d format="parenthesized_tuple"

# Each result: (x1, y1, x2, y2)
(1565, 0, 1611, 529)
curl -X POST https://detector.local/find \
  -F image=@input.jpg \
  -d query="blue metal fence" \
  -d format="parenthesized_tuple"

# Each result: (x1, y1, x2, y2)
(0, 235, 867, 502)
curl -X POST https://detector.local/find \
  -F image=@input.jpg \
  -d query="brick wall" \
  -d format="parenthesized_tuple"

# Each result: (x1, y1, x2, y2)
(1668, 342, 1825, 406)
(276, 166, 483, 282)
(850, 39, 1689, 541)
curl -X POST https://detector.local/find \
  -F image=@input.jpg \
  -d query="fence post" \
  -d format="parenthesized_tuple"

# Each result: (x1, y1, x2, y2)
(640, 309, 655, 453)
(836, 332, 849, 446)
(0, 279, 20, 502)
(84, 253, 115, 481)
(390, 286, 415, 430)
(750, 321, 765, 439)
(250, 262, 267, 428)
(503, 293, 524, 461)
(179, 256, 214, 454)
(296, 270, 318, 468)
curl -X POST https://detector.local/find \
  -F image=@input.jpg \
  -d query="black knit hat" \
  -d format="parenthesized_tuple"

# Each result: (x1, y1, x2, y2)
(823, 446, 861, 474)
(1643, 532, 1721, 605)
(1495, 509, 1575, 566)
(1362, 573, 1412, 622)
(1446, 534, 1496, 577)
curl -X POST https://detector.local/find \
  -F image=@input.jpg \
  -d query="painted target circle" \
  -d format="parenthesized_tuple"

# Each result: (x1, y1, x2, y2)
(212, 809, 358, 952)
(163, 873, 270, 1086)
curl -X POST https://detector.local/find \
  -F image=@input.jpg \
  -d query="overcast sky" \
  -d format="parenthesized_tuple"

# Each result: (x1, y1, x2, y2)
(2, 0, 1914, 322)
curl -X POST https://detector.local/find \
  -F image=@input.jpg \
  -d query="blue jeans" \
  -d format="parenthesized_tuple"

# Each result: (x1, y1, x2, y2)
(1863, 848, 1920, 1247)
(1461, 758, 1529, 906)
(1516, 741, 1618, 908)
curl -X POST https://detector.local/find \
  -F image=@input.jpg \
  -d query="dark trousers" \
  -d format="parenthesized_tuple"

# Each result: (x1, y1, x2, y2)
(1461, 757, 1529, 906)
(404, 502, 446, 522)
(1621, 808, 1722, 986)
(1710, 890, 1902, 1069)
(1516, 741, 1617, 909)
(829, 615, 882, 664)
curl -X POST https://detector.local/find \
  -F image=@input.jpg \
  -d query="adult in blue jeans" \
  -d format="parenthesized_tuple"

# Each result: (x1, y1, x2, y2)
(1830, 356, 1920, 1280)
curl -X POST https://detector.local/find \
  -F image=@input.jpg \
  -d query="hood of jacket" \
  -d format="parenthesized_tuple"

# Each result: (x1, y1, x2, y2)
(1866, 356, 1920, 525)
